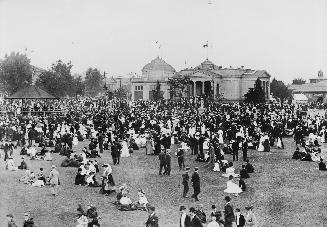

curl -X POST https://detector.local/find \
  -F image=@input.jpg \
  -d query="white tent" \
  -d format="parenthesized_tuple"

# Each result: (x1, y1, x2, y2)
(293, 93, 308, 103)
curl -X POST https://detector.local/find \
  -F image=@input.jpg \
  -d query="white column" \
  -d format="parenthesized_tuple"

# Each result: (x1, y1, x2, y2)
(202, 81, 205, 95)
(213, 81, 216, 99)
(193, 81, 197, 97)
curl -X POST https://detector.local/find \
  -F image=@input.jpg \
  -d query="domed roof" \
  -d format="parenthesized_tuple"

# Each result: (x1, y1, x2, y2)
(142, 57, 175, 73)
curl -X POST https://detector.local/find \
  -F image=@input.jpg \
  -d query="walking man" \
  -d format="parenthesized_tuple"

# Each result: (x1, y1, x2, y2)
(159, 149, 166, 175)
(191, 167, 200, 201)
(182, 167, 190, 197)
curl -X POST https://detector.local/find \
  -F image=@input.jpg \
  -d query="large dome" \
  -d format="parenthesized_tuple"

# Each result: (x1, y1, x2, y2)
(142, 57, 176, 73)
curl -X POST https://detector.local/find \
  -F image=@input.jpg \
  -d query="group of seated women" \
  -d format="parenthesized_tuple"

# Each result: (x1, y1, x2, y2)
(19, 168, 50, 187)
(292, 143, 322, 162)
(114, 184, 150, 211)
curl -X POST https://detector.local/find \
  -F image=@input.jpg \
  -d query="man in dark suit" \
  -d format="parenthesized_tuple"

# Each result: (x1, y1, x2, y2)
(198, 134, 205, 159)
(191, 167, 200, 201)
(177, 148, 185, 170)
(231, 140, 239, 161)
(319, 158, 327, 171)
(159, 149, 166, 175)
(242, 140, 248, 161)
(189, 207, 203, 227)
(182, 167, 190, 197)
(240, 165, 250, 179)
(145, 206, 158, 227)
(111, 143, 118, 165)
(98, 132, 104, 153)
(164, 149, 172, 176)
(179, 206, 191, 227)
(234, 208, 245, 227)
(224, 196, 235, 227)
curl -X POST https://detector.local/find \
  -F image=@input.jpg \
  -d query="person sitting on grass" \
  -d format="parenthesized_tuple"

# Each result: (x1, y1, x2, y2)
(239, 176, 246, 192)
(119, 192, 133, 210)
(20, 145, 28, 155)
(18, 157, 28, 170)
(222, 162, 239, 178)
(32, 168, 46, 187)
(116, 184, 128, 203)
(27, 145, 37, 160)
(6, 157, 18, 171)
(86, 171, 101, 187)
(240, 165, 250, 179)
(224, 175, 243, 196)
(136, 189, 149, 211)
(292, 147, 302, 160)
(75, 168, 86, 185)
(319, 158, 327, 171)
(44, 150, 53, 161)
(245, 159, 254, 173)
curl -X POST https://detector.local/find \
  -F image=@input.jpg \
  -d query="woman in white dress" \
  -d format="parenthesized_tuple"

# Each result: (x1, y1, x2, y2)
(218, 129, 224, 144)
(257, 134, 265, 152)
(224, 175, 243, 195)
(222, 162, 239, 178)
(120, 140, 130, 157)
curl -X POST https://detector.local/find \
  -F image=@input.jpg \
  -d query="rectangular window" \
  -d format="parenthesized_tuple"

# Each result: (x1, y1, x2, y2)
(135, 85, 143, 91)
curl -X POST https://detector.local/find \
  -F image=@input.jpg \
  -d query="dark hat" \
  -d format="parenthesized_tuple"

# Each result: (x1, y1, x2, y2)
(195, 167, 199, 171)
(211, 205, 216, 209)
(179, 205, 186, 211)
(185, 167, 190, 170)
(225, 196, 231, 202)
(6, 213, 13, 218)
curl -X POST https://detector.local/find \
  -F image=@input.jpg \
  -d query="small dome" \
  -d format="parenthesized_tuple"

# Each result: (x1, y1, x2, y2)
(142, 57, 175, 73)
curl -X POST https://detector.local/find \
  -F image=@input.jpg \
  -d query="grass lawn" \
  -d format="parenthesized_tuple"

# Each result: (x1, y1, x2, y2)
(1, 137, 327, 227)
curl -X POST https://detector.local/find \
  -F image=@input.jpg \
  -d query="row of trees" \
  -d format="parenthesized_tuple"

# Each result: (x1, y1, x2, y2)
(0, 52, 106, 97)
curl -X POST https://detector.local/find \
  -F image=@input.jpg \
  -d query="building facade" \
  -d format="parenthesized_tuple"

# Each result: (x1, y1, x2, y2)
(131, 57, 175, 101)
(289, 70, 327, 102)
(131, 57, 271, 102)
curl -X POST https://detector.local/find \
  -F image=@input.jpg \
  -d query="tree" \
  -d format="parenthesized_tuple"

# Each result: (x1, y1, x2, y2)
(0, 52, 32, 94)
(167, 76, 190, 99)
(270, 78, 292, 102)
(84, 68, 104, 97)
(72, 74, 85, 96)
(36, 60, 76, 97)
(292, 78, 306, 85)
(244, 78, 266, 103)
(152, 81, 164, 101)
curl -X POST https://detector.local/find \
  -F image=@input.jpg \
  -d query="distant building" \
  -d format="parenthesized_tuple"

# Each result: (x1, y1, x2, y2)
(174, 59, 271, 101)
(309, 70, 325, 83)
(289, 70, 327, 102)
(131, 57, 271, 102)
(131, 57, 175, 100)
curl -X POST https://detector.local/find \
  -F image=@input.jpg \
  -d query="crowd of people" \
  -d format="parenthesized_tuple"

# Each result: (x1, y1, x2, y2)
(2, 96, 327, 226)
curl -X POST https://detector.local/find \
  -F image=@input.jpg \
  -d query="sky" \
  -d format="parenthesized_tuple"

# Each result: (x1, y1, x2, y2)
(0, 0, 326, 83)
